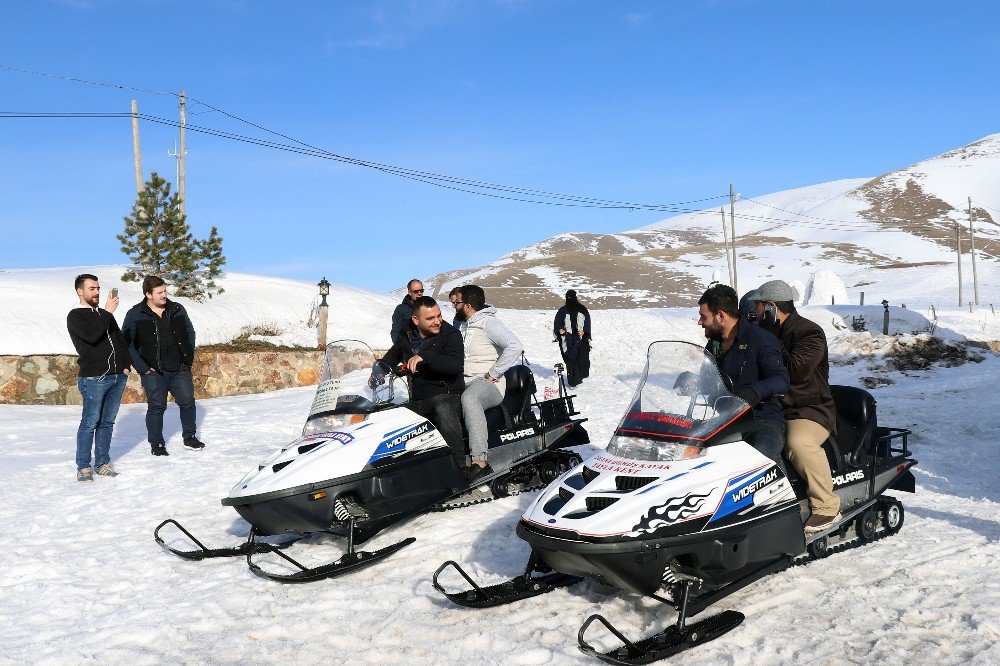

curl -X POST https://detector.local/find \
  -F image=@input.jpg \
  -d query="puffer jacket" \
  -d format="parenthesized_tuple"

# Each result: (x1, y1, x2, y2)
(121, 299, 196, 374)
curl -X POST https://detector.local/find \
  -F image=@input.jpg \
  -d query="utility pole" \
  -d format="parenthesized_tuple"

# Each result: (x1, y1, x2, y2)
(956, 224, 964, 307)
(969, 197, 980, 305)
(178, 90, 187, 217)
(729, 184, 738, 293)
(130, 100, 143, 195)
(720, 207, 733, 285)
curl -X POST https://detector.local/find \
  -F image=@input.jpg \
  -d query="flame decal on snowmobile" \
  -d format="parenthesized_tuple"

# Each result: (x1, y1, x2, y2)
(627, 492, 712, 536)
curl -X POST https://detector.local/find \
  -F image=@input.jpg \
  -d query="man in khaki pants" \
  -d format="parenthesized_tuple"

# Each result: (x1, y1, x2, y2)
(754, 280, 841, 534)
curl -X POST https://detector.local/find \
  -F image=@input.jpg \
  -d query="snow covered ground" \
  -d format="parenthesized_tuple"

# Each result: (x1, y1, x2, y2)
(1, 305, 998, 664)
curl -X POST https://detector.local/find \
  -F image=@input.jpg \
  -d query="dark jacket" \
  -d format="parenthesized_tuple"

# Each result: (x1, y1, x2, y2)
(380, 320, 464, 400)
(121, 299, 196, 375)
(706, 320, 789, 423)
(770, 311, 836, 433)
(66, 306, 131, 377)
(390, 295, 414, 346)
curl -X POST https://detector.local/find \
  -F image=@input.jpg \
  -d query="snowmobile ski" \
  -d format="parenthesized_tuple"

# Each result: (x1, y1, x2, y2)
(247, 536, 416, 583)
(432, 556, 582, 608)
(153, 519, 296, 560)
(578, 610, 745, 665)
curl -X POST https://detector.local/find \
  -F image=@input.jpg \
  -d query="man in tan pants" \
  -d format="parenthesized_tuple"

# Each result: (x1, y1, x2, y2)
(754, 280, 841, 534)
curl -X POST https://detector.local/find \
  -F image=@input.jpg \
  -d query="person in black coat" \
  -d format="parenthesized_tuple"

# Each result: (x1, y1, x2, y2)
(553, 289, 591, 387)
(67, 273, 131, 481)
(390, 279, 424, 344)
(698, 284, 790, 472)
(374, 296, 466, 467)
(121, 275, 204, 456)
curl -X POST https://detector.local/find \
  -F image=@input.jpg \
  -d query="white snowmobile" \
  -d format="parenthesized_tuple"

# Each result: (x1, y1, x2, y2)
(155, 339, 589, 583)
(434, 340, 916, 663)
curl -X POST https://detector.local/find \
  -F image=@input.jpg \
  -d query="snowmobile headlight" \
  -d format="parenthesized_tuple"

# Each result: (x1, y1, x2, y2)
(301, 412, 368, 436)
(606, 436, 705, 462)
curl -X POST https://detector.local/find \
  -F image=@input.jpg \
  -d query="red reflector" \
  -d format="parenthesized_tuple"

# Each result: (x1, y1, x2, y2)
(896, 465, 905, 473)
(564, 424, 572, 430)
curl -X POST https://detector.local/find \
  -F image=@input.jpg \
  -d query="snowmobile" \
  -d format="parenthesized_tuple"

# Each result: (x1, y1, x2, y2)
(433, 340, 916, 664)
(154, 339, 589, 583)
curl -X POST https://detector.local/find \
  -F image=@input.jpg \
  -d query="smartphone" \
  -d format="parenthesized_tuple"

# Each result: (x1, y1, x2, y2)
(111, 288, 119, 298)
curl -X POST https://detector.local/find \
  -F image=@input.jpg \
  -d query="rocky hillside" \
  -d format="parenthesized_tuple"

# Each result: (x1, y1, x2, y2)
(424, 135, 1000, 310)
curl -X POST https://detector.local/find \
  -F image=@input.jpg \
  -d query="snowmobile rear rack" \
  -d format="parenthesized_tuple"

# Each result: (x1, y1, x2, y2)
(433, 554, 583, 608)
(577, 581, 745, 665)
(153, 519, 294, 560)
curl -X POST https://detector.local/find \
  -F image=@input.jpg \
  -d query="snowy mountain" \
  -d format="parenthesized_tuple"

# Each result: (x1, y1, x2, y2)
(424, 135, 1000, 309)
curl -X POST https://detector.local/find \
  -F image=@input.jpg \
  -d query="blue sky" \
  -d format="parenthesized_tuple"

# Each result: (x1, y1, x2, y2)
(2, 0, 999, 291)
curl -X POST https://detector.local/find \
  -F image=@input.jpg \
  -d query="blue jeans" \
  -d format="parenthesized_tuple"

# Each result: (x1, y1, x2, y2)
(141, 366, 197, 445)
(745, 418, 788, 476)
(76, 374, 128, 470)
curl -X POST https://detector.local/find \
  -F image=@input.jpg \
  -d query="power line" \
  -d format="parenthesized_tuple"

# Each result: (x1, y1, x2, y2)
(0, 63, 731, 211)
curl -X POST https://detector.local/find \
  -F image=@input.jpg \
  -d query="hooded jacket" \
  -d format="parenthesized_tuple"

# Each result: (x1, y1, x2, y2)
(462, 306, 524, 398)
(66, 306, 131, 377)
(379, 320, 464, 400)
(121, 299, 196, 374)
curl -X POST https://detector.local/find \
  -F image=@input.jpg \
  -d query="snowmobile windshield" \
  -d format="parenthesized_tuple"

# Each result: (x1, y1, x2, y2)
(606, 341, 751, 460)
(302, 340, 407, 436)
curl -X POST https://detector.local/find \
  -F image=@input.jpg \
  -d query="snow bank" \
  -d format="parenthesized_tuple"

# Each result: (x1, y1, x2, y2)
(804, 269, 850, 306)
(0, 266, 399, 355)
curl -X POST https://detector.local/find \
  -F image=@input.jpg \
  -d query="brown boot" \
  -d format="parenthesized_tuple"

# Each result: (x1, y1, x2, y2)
(804, 512, 842, 534)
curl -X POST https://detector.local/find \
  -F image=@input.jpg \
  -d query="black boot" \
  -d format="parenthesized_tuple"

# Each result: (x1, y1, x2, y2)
(151, 443, 169, 456)
(183, 435, 206, 450)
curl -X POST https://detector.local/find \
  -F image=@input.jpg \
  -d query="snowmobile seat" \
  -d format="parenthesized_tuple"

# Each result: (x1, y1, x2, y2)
(828, 385, 878, 468)
(485, 365, 538, 432)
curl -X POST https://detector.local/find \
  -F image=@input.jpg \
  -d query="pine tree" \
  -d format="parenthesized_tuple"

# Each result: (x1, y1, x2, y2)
(118, 172, 227, 301)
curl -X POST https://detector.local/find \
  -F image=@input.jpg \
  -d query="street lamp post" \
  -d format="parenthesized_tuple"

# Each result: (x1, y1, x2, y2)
(317, 277, 331, 348)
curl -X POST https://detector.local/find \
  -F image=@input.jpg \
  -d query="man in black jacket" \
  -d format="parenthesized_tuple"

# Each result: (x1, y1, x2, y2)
(755, 280, 841, 533)
(390, 279, 423, 344)
(698, 284, 790, 471)
(121, 275, 205, 456)
(374, 296, 465, 467)
(67, 273, 131, 481)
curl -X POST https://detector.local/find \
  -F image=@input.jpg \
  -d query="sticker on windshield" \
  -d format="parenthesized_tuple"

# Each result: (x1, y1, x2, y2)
(626, 411, 694, 429)
(308, 378, 341, 417)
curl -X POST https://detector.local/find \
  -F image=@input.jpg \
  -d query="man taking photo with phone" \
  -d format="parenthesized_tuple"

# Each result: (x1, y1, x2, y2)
(67, 274, 131, 481)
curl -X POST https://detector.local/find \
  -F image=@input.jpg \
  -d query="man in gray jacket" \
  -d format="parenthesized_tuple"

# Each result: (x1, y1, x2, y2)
(455, 284, 524, 482)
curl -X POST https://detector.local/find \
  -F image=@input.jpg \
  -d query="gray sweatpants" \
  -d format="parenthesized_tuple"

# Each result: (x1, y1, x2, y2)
(462, 379, 502, 463)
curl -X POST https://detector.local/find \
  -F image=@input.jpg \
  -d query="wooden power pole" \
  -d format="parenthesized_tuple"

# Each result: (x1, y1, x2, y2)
(179, 91, 187, 217)
(956, 224, 964, 307)
(729, 184, 738, 293)
(969, 197, 980, 305)
(130, 100, 143, 195)
(720, 207, 733, 285)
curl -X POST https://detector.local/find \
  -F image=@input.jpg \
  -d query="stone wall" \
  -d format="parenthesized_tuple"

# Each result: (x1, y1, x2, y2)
(0, 349, 326, 406)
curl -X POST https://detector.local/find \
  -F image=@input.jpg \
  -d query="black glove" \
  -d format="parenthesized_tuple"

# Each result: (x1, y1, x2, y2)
(736, 387, 759, 407)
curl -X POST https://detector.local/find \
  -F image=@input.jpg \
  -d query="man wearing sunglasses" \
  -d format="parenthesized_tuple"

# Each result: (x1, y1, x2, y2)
(390, 279, 425, 345)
